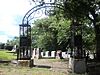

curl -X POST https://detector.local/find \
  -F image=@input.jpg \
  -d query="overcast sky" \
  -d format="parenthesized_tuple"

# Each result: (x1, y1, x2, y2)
(0, 0, 33, 43)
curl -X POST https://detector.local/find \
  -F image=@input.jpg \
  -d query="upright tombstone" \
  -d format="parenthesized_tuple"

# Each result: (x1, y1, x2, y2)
(32, 48, 37, 58)
(62, 52, 66, 58)
(41, 49, 45, 57)
(12, 45, 17, 52)
(41, 52, 44, 57)
(36, 48, 42, 59)
(56, 50, 63, 59)
(45, 51, 49, 57)
(51, 51, 56, 58)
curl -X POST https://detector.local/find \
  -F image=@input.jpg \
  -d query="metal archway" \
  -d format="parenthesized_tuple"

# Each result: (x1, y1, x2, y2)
(17, 2, 84, 63)
(22, 3, 64, 24)
(17, 3, 63, 61)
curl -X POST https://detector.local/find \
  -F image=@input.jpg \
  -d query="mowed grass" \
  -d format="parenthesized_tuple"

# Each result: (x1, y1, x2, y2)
(0, 50, 16, 60)
(0, 63, 67, 75)
(0, 50, 67, 75)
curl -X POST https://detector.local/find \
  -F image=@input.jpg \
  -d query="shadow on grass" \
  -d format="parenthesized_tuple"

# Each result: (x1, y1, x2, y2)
(0, 60, 11, 63)
(34, 65, 51, 69)
(6, 51, 16, 54)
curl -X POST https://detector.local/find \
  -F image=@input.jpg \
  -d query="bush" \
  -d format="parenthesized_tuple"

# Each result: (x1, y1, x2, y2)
(4, 45, 13, 51)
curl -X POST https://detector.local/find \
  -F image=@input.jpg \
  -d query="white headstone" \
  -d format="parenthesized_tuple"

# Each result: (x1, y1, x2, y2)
(45, 51, 49, 57)
(51, 51, 56, 57)
(36, 48, 42, 59)
(32, 48, 37, 58)
(41, 52, 44, 57)
(12, 45, 16, 51)
(62, 52, 66, 58)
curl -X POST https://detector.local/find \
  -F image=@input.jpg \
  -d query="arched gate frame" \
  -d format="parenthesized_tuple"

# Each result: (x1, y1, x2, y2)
(17, 2, 63, 60)
(17, 2, 84, 61)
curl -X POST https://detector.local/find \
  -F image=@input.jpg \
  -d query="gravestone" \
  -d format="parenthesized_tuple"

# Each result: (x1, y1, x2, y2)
(45, 51, 49, 57)
(69, 58, 86, 74)
(12, 45, 17, 52)
(51, 51, 56, 57)
(62, 52, 66, 58)
(32, 48, 37, 58)
(41, 52, 44, 57)
(56, 50, 63, 59)
(36, 48, 42, 59)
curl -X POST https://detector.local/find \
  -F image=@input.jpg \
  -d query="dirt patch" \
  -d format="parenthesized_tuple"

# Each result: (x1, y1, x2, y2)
(34, 59, 69, 74)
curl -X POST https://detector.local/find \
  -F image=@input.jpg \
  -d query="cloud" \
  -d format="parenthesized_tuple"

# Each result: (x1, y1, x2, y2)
(0, 0, 33, 43)
(0, 35, 9, 43)
(0, 15, 19, 35)
(0, 0, 32, 15)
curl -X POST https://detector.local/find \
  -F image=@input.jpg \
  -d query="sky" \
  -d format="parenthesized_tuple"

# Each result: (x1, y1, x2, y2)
(0, 0, 53, 43)
(0, 0, 33, 43)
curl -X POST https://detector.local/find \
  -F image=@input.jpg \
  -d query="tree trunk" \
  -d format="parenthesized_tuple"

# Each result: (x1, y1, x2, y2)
(91, 12, 100, 61)
(95, 24, 100, 61)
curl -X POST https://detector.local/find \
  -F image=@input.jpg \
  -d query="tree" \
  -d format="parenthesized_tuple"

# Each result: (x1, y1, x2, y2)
(31, 0, 100, 59)
(32, 16, 71, 51)
(0, 43, 5, 49)
(40, 0, 100, 60)
(82, 23, 95, 52)
(63, 0, 100, 60)
(6, 36, 19, 46)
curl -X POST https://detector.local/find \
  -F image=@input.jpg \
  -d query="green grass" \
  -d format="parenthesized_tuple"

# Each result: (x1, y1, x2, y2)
(0, 50, 67, 75)
(0, 50, 16, 60)
(40, 58, 68, 62)
(0, 64, 66, 75)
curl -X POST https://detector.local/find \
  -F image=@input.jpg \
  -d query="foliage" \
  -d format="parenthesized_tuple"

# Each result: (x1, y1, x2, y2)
(32, 16, 71, 51)
(6, 0, 97, 53)
(6, 37, 19, 46)
(82, 24, 95, 51)
(0, 43, 5, 49)
(52, 0, 100, 53)
(4, 45, 13, 51)
(6, 0, 98, 54)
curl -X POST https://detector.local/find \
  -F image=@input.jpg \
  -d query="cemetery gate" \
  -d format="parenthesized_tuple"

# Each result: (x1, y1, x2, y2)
(17, 2, 64, 64)
(17, 1, 84, 67)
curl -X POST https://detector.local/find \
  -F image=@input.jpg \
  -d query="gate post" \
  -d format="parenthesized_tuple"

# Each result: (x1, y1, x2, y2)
(17, 24, 33, 67)
(69, 20, 86, 74)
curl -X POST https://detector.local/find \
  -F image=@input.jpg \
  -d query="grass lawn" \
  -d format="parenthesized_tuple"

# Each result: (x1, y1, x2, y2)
(0, 64, 66, 75)
(0, 50, 67, 75)
(0, 50, 16, 60)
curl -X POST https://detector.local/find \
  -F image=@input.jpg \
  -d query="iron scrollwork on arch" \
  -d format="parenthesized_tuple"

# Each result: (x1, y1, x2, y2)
(22, 3, 64, 24)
